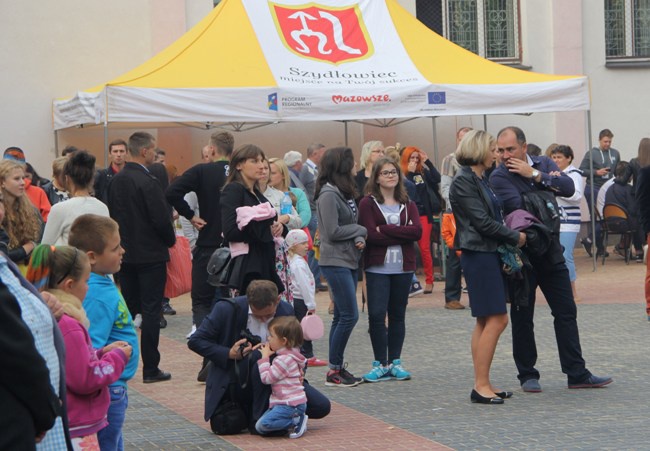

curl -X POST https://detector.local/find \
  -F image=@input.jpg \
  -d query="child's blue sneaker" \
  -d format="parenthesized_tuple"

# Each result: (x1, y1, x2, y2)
(289, 414, 308, 439)
(389, 359, 411, 381)
(362, 361, 391, 383)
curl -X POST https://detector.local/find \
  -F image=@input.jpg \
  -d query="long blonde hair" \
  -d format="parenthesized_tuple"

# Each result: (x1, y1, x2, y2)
(0, 160, 41, 248)
(268, 157, 291, 192)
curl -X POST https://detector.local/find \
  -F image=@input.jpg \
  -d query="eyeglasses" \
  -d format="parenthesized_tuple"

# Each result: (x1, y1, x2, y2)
(379, 170, 398, 177)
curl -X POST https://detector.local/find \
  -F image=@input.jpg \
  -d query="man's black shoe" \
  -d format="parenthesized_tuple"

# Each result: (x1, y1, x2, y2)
(143, 370, 172, 384)
(568, 374, 613, 389)
(596, 250, 609, 258)
(162, 300, 176, 315)
(197, 360, 211, 383)
(580, 237, 593, 257)
(160, 316, 168, 329)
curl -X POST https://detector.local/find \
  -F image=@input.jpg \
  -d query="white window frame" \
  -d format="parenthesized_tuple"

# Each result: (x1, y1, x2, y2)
(442, 0, 521, 62)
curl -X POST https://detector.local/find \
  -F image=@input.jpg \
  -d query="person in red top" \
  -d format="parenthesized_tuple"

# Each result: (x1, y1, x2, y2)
(23, 175, 51, 222)
(93, 139, 128, 204)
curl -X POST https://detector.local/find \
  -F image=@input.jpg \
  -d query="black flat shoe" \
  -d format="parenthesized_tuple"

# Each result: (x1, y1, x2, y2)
(470, 389, 504, 404)
(494, 391, 513, 399)
(143, 370, 172, 384)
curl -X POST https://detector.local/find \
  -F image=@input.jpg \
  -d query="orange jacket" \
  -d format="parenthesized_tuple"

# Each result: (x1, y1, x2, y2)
(441, 212, 458, 251)
(25, 178, 51, 222)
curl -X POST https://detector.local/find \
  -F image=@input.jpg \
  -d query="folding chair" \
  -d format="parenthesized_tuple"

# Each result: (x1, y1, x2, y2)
(602, 203, 634, 265)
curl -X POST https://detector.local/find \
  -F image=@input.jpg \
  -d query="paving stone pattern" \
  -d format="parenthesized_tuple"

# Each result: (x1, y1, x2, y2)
(124, 252, 648, 450)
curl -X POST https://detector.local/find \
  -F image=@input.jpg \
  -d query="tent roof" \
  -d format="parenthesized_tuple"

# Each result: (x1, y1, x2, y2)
(53, 0, 589, 130)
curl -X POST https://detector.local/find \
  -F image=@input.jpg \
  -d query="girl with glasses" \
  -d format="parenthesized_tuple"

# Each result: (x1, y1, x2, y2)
(358, 158, 422, 382)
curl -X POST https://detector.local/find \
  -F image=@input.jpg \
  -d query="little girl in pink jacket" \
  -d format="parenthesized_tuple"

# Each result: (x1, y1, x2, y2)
(26, 245, 131, 449)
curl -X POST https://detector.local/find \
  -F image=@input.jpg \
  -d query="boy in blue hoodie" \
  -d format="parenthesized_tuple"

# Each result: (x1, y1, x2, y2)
(69, 214, 139, 451)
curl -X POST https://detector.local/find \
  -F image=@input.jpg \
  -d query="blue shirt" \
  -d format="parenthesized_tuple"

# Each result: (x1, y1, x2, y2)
(489, 155, 575, 214)
(84, 272, 139, 387)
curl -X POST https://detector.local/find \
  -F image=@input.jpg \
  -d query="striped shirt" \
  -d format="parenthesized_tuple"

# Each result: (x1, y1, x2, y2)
(257, 347, 307, 407)
(557, 165, 584, 233)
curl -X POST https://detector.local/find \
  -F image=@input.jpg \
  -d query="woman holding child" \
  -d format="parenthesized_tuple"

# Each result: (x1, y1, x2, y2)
(358, 157, 422, 382)
(449, 130, 526, 405)
(220, 145, 284, 295)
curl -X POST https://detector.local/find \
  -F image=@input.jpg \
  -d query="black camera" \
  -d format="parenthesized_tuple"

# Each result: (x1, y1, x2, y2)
(239, 329, 262, 347)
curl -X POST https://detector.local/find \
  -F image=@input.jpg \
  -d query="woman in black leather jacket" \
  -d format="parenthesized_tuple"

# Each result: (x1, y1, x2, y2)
(450, 130, 525, 405)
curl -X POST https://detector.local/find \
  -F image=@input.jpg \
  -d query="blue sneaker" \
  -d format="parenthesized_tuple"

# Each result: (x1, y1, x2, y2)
(389, 359, 411, 381)
(362, 361, 391, 383)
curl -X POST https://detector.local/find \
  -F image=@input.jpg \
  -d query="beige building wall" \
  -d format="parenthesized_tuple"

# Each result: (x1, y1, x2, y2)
(1, 0, 647, 176)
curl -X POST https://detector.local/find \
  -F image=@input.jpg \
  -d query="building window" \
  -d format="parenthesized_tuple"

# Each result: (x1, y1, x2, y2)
(417, 0, 520, 61)
(605, 0, 650, 59)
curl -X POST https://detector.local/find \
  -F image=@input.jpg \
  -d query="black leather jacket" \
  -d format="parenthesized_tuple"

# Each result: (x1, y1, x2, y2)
(450, 166, 519, 252)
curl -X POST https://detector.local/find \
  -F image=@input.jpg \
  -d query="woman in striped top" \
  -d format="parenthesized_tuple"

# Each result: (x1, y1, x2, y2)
(551, 145, 584, 301)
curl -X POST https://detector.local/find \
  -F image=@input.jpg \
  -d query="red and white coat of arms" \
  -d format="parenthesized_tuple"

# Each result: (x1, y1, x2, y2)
(270, 3, 373, 64)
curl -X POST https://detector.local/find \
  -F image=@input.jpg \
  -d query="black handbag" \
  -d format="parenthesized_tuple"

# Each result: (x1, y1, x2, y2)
(209, 384, 247, 435)
(207, 246, 231, 287)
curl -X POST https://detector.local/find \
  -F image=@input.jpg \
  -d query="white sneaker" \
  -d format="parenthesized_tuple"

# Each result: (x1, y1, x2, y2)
(289, 414, 308, 439)
(186, 324, 197, 339)
(133, 314, 142, 328)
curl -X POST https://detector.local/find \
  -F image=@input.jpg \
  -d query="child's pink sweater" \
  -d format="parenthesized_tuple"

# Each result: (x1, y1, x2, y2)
(257, 347, 307, 407)
(59, 315, 127, 438)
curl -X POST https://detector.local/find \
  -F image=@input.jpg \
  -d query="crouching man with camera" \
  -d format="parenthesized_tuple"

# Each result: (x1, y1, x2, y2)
(188, 280, 331, 435)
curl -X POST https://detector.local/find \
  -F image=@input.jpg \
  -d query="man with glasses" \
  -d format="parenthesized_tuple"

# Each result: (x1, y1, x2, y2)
(490, 126, 612, 393)
(188, 280, 331, 434)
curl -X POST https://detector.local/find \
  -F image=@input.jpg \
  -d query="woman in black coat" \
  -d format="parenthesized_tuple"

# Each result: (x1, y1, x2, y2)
(220, 145, 284, 295)
(450, 130, 525, 405)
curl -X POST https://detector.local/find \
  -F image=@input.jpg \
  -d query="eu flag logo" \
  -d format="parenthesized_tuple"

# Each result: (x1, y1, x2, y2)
(428, 92, 446, 105)
(268, 93, 278, 111)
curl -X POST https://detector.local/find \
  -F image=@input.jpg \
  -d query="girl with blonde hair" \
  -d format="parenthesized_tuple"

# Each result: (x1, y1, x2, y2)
(0, 159, 41, 264)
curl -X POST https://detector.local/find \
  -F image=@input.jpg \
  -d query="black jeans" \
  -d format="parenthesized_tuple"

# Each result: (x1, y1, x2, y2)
(192, 245, 218, 327)
(444, 249, 462, 302)
(584, 185, 604, 252)
(365, 272, 412, 365)
(510, 259, 591, 385)
(293, 298, 313, 358)
(119, 261, 167, 377)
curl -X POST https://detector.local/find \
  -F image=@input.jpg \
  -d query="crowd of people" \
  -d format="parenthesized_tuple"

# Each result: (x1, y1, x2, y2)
(5, 124, 650, 448)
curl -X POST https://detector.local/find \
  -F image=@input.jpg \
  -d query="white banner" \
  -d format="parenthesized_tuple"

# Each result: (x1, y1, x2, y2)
(242, 0, 428, 89)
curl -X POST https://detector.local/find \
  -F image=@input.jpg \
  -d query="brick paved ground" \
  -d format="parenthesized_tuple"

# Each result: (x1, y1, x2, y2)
(123, 249, 648, 450)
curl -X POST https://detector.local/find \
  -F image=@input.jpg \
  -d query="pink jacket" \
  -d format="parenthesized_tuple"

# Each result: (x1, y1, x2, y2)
(257, 347, 307, 407)
(231, 202, 277, 257)
(59, 315, 128, 438)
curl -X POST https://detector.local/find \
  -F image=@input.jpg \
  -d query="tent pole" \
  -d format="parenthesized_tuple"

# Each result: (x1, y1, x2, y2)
(103, 122, 109, 168)
(483, 114, 487, 131)
(586, 110, 596, 271)
(431, 116, 439, 167)
(430, 116, 445, 279)
(54, 130, 59, 157)
(344, 121, 349, 147)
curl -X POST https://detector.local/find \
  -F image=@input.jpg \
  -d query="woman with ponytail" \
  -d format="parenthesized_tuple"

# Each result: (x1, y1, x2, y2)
(41, 151, 109, 246)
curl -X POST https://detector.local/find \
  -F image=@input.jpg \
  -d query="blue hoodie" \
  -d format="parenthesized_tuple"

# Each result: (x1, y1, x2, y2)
(83, 272, 139, 387)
